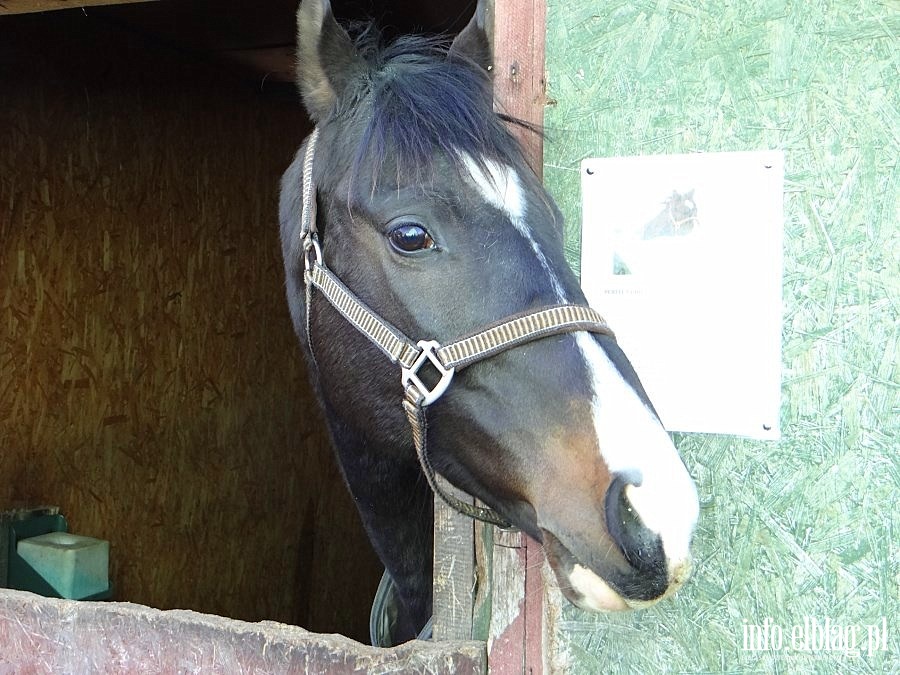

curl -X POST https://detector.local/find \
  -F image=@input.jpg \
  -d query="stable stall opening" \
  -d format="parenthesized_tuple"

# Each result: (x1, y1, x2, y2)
(1, 0, 470, 644)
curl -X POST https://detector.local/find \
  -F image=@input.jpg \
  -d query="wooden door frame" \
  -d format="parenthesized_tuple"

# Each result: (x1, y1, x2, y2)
(432, 1, 552, 672)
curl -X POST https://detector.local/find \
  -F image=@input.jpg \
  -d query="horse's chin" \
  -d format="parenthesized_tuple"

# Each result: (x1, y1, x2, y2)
(541, 529, 687, 612)
(541, 529, 630, 611)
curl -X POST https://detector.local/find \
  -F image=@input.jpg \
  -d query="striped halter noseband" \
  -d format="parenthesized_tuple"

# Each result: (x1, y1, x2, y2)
(295, 127, 615, 528)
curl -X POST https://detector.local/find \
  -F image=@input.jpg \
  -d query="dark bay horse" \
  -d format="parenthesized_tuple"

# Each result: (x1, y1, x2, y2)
(279, 0, 699, 643)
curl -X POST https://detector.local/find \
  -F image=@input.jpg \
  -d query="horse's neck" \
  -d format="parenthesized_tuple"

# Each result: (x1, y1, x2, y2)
(324, 409, 435, 638)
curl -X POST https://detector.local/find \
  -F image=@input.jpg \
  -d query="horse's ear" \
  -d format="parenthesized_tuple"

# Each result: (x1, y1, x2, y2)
(449, 0, 492, 73)
(296, 0, 363, 122)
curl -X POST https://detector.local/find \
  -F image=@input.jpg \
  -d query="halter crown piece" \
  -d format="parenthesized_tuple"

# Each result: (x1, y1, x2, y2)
(298, 127, 616, 528)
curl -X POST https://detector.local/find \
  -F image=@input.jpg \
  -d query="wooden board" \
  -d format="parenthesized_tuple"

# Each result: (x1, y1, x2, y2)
(492, 0, 547, 174)
(430, 5, 550, 668)
(432, 481, 476, 641)
(485, 0, 549, 673)
(0, 589, 486, 673)
(0, 0, 156, 15)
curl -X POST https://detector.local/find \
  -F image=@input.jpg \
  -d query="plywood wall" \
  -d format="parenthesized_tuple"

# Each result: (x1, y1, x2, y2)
(544, 1, 897, 672)
(0, 11, 382, 641)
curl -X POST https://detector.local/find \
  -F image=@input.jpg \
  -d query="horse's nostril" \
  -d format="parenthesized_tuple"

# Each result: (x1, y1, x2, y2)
(604, 473, 662, 573)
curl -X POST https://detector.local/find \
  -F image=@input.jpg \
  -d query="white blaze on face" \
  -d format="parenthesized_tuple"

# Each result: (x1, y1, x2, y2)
(576, 333, 700, 568)
(461, 153, 699, 586)
(460, 154, 571, 301)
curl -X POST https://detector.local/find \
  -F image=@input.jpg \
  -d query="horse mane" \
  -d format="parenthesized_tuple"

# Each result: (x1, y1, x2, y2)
(342, 27, 528, 187)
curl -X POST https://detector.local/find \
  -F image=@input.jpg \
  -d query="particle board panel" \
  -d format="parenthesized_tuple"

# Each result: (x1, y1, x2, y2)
(544, 1, 899, 672)
(0, 12, 382, 641)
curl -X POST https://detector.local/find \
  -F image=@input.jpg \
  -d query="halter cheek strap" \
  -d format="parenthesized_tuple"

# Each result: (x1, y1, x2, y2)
(297, 127, 615, 528)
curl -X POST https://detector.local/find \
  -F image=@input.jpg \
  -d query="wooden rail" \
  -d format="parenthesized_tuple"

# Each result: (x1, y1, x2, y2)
(0, 0, 155, 16)
(0, 589, 486, 673)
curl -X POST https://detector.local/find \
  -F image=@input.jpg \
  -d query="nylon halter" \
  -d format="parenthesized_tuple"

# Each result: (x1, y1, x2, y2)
(297, 127, 615, 528)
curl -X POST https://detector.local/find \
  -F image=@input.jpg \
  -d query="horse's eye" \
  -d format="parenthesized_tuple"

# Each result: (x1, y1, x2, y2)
(387, 222, 435, 253)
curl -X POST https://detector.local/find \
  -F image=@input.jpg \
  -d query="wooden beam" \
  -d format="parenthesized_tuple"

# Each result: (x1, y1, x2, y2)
(491, 0, 547, 176)
(486, 528, 528, 674)
(0, 0, 156, 16)
(432, 1, 550, 667)
(485, 0, 549, 673)
(0, 589, 486, 673)
(432, 480, 476, 641)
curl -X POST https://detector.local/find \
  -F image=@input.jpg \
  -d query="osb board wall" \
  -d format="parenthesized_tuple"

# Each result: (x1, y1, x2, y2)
(544, 1, 897, 672)
(0, 12, 382, 641)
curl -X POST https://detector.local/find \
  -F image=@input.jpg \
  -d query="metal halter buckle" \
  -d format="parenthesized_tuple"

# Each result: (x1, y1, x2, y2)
(303, 236, 322, 273)
(402, 340, 455, 406)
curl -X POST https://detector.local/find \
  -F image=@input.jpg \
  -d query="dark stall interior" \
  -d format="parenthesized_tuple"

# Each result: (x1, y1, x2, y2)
(0, 0, 472, 643)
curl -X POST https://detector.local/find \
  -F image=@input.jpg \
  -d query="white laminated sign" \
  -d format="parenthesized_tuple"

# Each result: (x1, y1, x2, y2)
(580, 150, 784, 439)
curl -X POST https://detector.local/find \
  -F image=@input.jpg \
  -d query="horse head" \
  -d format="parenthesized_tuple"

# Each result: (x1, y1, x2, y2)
(280, 0, 699, 635)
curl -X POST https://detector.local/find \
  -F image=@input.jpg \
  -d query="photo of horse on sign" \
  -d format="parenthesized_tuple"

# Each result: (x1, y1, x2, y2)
(610, 188, 701, 277)
(642, 189, 699, 239)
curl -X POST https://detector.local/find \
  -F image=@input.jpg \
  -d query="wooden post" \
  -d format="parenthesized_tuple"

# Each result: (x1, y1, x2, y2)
(432, 480, 476, 641)
(484, 0, 549, 673)
(432, 0, 550, 669)
(491, 0, 547, 176)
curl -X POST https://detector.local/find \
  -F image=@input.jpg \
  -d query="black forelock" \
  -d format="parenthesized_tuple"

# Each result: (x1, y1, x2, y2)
(330, 28, 526, 188)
